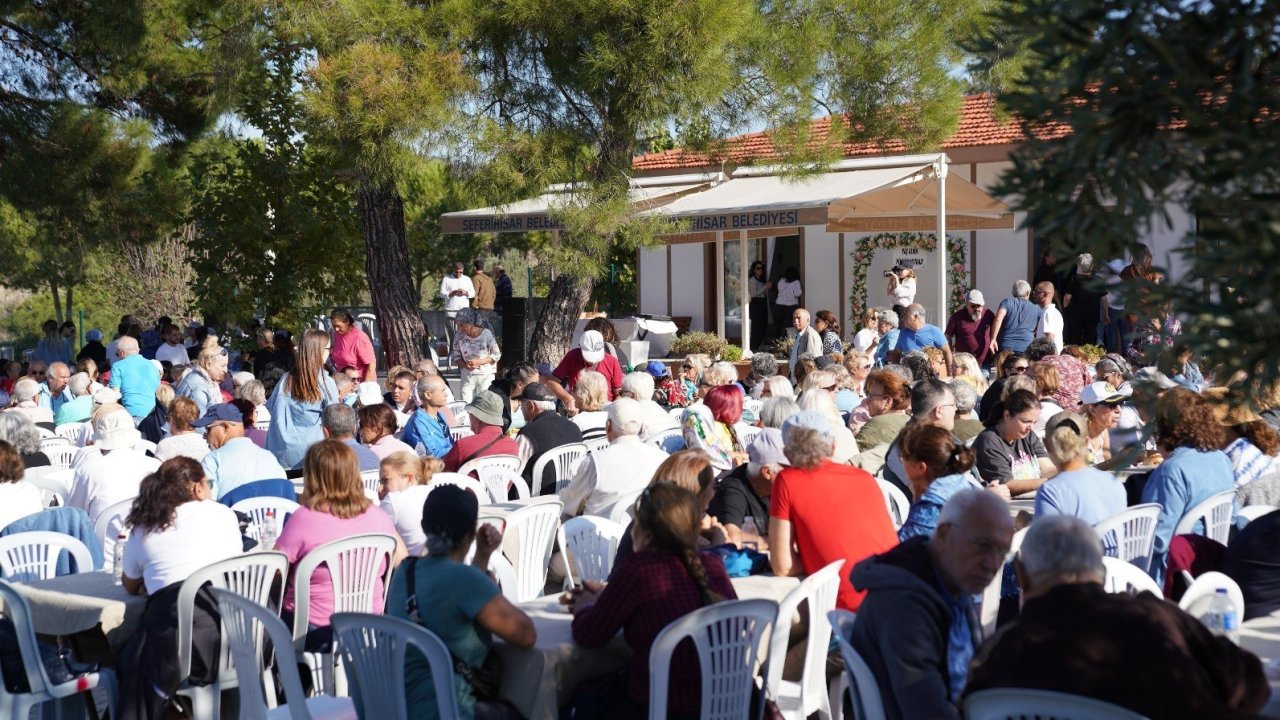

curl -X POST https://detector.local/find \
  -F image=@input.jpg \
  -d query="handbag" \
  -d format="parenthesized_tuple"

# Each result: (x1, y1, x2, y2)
(403, 557, 503, 701)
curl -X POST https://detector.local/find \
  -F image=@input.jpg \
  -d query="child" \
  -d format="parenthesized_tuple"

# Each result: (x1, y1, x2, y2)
(648, 361, 688, 408)
(450, 308, 501, 402)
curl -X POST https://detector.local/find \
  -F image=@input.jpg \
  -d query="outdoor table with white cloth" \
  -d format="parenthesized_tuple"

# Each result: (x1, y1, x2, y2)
(11, 570, 148, 661)
(493, 574, 800, 720)
(1240, 612, 1280, 719)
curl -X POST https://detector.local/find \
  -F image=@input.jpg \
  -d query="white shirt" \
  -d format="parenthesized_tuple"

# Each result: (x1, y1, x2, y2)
(439, 274, 476, 313)
(154, 432, 211, 462)
(775, 279, 802, 307)
(122, 500, 242, 595)
(67, 447, 160, 526)
(852, 327, 879, 353)
(0, 480, 45, 530)
(636, 400, 679, 441)
(380, 485, 431, 556)
(1036, 304, 1065, 353)
(559, 435, 669, 518)
(572, 411, 608, 441)
(155, 343, 190, 367)
(892, 277, 917, 307)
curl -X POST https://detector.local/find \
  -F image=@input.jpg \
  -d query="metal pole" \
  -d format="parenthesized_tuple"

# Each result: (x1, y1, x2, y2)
(715, 231, 726, 338)
(739, 235, 750, 353)
(936, 156, 949, 323)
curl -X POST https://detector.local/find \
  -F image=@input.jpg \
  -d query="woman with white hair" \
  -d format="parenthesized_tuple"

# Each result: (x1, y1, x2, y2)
(991, 279, 1043, 354)
(796, 388, 858, 463)
(571, 370, 611, 440)
(235, 378, 271, 428)
(873, 310, 900, 367)
(619, 371, 678, 440)
(175, 344, 228, 416)
(0, 411, 50, 467)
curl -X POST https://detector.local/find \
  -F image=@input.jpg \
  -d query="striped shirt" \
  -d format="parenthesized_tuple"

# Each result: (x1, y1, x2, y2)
(1225, 437, 1278, 488)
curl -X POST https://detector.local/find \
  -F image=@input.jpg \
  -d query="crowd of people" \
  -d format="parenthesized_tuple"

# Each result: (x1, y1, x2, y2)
(0, 245, 1275, 720)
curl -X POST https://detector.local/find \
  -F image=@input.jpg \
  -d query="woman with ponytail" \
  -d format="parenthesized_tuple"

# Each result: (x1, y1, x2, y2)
(897, 424, 981, 541)
(569, 483, 737, 720)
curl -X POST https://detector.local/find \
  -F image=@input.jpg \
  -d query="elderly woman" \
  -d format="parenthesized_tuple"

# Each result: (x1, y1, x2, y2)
(619, 371, 678, 440)
(1035, 411, 1126, 525)
(873, 311, 900, 368)
(758, 375, 795, 401)
(758, 397, 801, 430)
(175, 345, 228, 417)
(797, 387, 858, 463)
(358, 403, 415, 460)
(850, 369, 910, 448)
(0, 440, 45, 530)
(236, 378, 271, 428)
(949, 379, 985, 444)
(1078, 381, 1129, 468)
(154, 397, 210, 462)
(266, 329, 339, 470)
(571, 369, 610, 441)
(770, 411, 897, 610)
(5, 378, 53, 426)
(814, 310, 844, 358)
(1141, 389, 1235, 584)
(0, 411, 49, 468)
(949, 352, 988, 394)
(842, 350, 874, 398)
(451, 307, 501, 402)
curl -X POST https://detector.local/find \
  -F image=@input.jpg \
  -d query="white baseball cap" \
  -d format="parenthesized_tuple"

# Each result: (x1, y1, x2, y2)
(580, 330, 606, 364)
(966, 289, 985, 306)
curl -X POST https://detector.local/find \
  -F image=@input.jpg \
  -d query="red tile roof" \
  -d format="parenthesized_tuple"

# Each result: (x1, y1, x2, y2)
(632, 93, 1071, 172)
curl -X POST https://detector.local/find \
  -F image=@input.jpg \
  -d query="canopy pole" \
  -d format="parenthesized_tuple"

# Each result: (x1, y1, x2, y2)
(740, 235, 750, 354)
(936, 158, 949, 324)
(715, 231, 726, 339)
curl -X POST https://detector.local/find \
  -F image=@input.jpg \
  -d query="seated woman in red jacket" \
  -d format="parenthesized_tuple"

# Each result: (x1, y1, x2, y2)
(568, 483, 737, 720)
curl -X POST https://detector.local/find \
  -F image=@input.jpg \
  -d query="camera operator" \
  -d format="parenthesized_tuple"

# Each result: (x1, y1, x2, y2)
(886, 265, 917, 324)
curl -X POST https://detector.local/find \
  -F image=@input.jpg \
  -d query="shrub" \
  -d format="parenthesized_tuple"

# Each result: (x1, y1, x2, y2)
(720, 344, 744, 362)
(670, 331, 726, 358)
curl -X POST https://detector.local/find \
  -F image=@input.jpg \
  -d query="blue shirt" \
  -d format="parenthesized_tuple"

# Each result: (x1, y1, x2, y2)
(1140, 446, 1234, 585)
(342, 437, 381, 472)
(175, 367, 221, 417)
(899, 473, 973, 542)
(996, 298, 1042, 352)
(264, 371, 340, 470)
(894, 324, 947, 354)
(875, 329, 900, 366)
(37, 383, 73, 414)
(202, 436, 288, 501)
(402, 408, 454, 459)
(54, 395, 93, 425)
(1034, 466, 1126, 526)
(108, 353, 160, 418)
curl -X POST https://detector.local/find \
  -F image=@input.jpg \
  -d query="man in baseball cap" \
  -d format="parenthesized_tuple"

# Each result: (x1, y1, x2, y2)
(545, 329, 624, 412)
(515, 382, 584, 495)
(945, 287, 996, 366)
(709, 427, 790, 545)
(441, 390, 519, 473)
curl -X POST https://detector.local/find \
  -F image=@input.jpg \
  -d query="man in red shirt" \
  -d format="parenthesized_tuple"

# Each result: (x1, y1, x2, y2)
(442, 390, 519, 474)
(770, 410, 898, 610)
(944, 289, 996, 367)
(548, 329, 623, 412)
(329, 309, 376, 383)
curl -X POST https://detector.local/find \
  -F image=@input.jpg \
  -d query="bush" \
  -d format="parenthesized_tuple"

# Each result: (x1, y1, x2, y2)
(720, 344, 744, 362)
(669, 331, 726, 358)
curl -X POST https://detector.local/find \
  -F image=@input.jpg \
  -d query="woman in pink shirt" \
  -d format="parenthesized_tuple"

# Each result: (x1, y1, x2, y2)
(276, 439, 407, 646)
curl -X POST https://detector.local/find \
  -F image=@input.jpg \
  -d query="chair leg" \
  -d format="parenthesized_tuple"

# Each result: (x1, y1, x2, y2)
(187, 684, 220, 720)
(829, 674, 847, 720)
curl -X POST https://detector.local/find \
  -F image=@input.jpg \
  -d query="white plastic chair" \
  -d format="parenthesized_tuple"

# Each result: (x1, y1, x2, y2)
(1178, 571, 1245, 617)
(502, 500, 563, 602)
(583, 436, 610, 454)
(475, 466, 530, 503)
(359, 469, 381, 498)
(557, 516, 625, 585)
(94, 496, 135, 572)
(39, 436, 71, 450)
(649, 598, 777, 720)
(43, 444, 77, 470)
(738, 424, 762, 447)
(230, 497, 302, 544)
(22, 466, 73, 501)
(428, 473, 494, 504)
(0, 578, 117, 719)
(977, 526, 1027, 638)
(1101, 556, 1162, 596)
(457, 453, 522, 479)
(54, 422, 88, 445)
(176, 552, 290, 720)
(211, 588, 356, 720)
(446, 401, 469, 427)
(963, 688, 1148, 719)
(765, 560, 843, 720)
(875, 479, 910, 529)
(648, 426, 686, 453)
(0, 532, 93, 582)
(1237, 504, 1277, 523)
(449, 426, 474, 442)
(332, 613, 461, 720)
(291, 534, 396, 696)
(827, 609, 887, 720)
(607, 488, 644, 527)
(136, 438, 158, 455)
(1173, 489, 1235, 544)
(1093, 503, 1162, 572)
(530, 442, 588, 495)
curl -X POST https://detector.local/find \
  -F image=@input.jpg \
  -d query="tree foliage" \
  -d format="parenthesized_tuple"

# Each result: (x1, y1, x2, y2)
(986, 0, 1280, 386)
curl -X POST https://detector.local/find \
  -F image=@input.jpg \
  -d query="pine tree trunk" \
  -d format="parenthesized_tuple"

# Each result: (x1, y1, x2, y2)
(528, 274, 596, 365)
(357, 180, 425, 369)
(50, 279, 62, 323)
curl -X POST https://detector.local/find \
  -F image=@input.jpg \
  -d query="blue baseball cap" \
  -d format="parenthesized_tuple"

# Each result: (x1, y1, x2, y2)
(645, 361, 670, 378)
(192, 403, 245, 428)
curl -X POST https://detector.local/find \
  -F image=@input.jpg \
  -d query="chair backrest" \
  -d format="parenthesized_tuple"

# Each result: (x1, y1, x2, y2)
(649, 598, 777, 720)
(558, 516, 625, 585)
(963, 688, 1149, 720)
(94, 496, 136, 567)
(43, 445, 77, 470)
(607, 487, 644, 527)
(648, 427, 686, 453)
(1178, 570, 1245, 617)
(457, 454, 522, 479)
(22, 466, 73, 499)
(503, 500, 563, 602)
(291, 533, 396, 643)
(583, 436, 610, 454)
(446, 401, 469, 427)
(875, 479, 910, 529)
(177, 552, 290, 682)
(40, 436, 71, 450)
(0, 531, 92, 581)
(136, 439, 157, 455)
(766, 561, 843, 714)
(449, 426, 474, 442)
(1101, 556, 1162, 596)
(738, 424, 762, 447)
(211, 588, 313, 720)
(230, 497, 302, 543)
(359, 469, 381, 496)
(474, 466, 530, 504)
(827, 609, 887, 720)
(1173, 489, 1235, 544)
(332, 612, 460, 720)
(1237, 504, 1277, 523)
(55, 422, 88, 445)
(1093, 503, 1163, 572)
(530, 442, 588, 495)
(0, 578, 60, 697)
(427, 473, 494, 504)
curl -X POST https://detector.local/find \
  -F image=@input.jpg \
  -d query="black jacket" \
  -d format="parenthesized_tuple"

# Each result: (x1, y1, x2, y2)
(517, 410, 583, 494)
(849, 536, 962, 720)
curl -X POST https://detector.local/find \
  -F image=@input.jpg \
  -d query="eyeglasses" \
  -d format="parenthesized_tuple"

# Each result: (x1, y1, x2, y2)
(1009, 365, 1029, 373)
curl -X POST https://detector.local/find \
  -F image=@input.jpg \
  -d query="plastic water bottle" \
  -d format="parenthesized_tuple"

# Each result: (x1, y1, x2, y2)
(112, 533, 127, 585)
(741, 516, 759, 551)
(260, 510, 278, 551)
(1200, 588, 1241, 644)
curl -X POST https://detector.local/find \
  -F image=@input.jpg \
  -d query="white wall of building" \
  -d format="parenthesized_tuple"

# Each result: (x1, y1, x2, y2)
(669, 243, 705, 330)
(638, 246, 667, 314)
(801, 226, 842, 332)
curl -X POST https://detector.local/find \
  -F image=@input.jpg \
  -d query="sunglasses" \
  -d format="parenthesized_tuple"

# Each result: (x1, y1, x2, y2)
(1009, 365, 1029, 373)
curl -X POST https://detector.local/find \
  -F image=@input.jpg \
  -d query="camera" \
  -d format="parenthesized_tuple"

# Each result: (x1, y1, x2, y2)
(884, 270, 896, 278)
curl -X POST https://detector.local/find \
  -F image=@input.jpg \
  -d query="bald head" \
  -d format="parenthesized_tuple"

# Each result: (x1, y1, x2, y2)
(116, 337, 140, 357)
(931, 489, 1014, 596)
(791, 307, 811, 330)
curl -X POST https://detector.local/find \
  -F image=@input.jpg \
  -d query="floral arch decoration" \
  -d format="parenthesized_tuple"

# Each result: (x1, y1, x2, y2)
(848, 232, 969, 320)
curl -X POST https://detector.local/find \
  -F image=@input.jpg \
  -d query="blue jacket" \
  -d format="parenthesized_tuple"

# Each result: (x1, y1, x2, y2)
(265, 371, 339, 470)
(898, 473, 972, 542)
(0, 507, 104, 573)
(402, 408, 454, 459)
(1141, 446, 1234, 585)
(175, 366, 221, 417)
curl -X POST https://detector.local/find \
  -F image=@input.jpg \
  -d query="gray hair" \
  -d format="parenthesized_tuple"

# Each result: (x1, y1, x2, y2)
(321, 403, 358, 437)
(1019, 515, 1105, 583)
(413, 359, 442, 377)
(759, 397, 801, 429)
(782, 426, 834, 469)
(796, 387, 843, 427)
(525, 399, 556, 413)
(0, 412, 41, 455)
(1013, 279, 1032, 298)
(1001, 374, 1037, 399)
(69, 372, 91, 397)
(938, 487, 1006, 528)
(231, 371, 255, 388)
(800, 370, 835, 394)
(761, 376, 795, 400)
(911, 379, 955, 421)
(416, 375, 445, 400)
(882, 364, 913, 384)
(706, 362, 738, 387)
(333, 373, 354, 393)
(878, 309, 899, 329)
(12, 378, 39, 404)
(1077, 253, 1094, 274)
(621, 372, 656, 402)
(237, 379, 267, 406)
(906, 303, 926, 320)
(1095, 356, 1128, 380)
(949, 379, 978, 415)
(117, 336, 140, 355)
(750, 353, 779, 377)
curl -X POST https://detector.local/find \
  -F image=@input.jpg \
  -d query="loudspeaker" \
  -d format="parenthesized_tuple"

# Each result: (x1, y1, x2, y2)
(500, 297, 545, 367)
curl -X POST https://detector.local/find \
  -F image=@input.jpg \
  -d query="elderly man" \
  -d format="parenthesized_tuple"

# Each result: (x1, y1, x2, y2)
(5, 378, 53, 426)
(36, 362, 72, 414)
(770, 411, 898, 610)
(712, 428, 787, 546)
(549, 330, 623, 410)
(401, 376, 454, 459)
(68, 408, 161, 524)
(516, 382, 583, 495)
(559, 398, 668, 520)
(618, 371, 678, 440)
(788, 308, 823, 380)
(1033, 280, 1065, 354)
(439, 261, 475, 318)
(109, 337, 159, 422)
(944, 290, 995, 366)
(850, 489, 1013, 720)
(990, 279, 1043, 354)
(891, 304, 952, 367)
(322, 403, 380, 471)
(330, 310, 376, 383)
(441, 390, 519, 473)
(966, 516, 1267, 719)
(197, 403, 291, 504)
(54, 372, 94, 426)
(412, 358, 457, 403)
